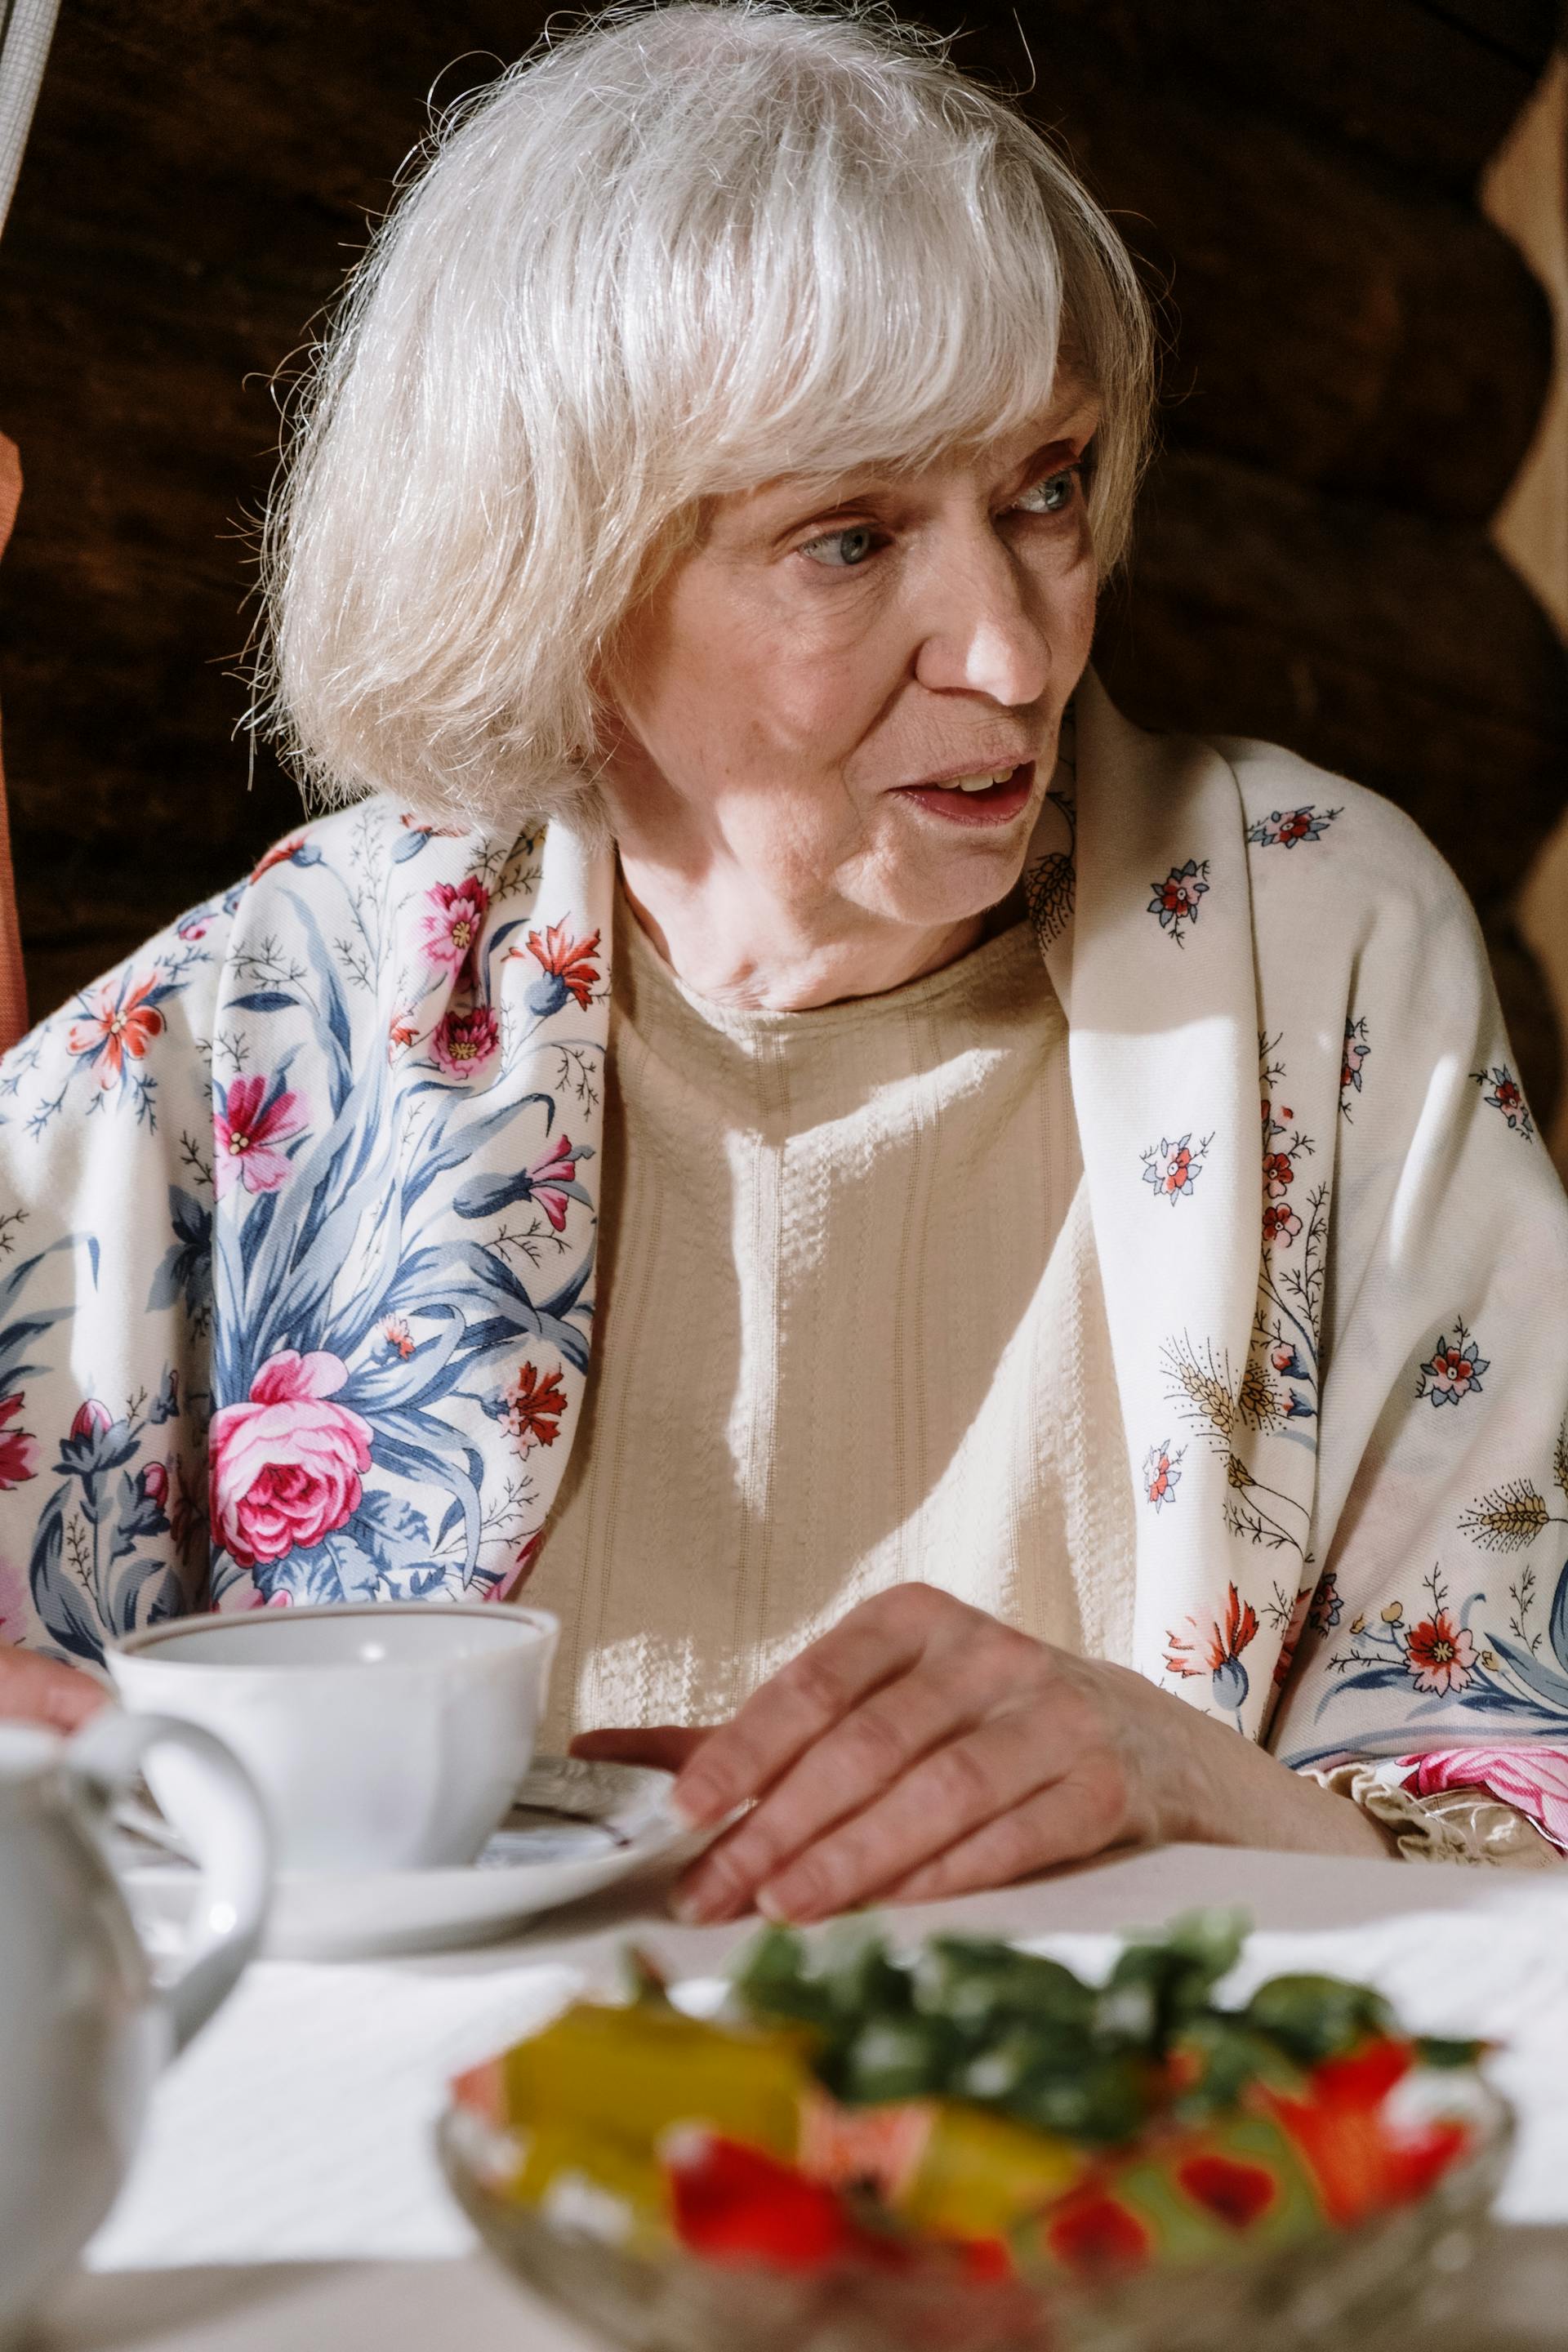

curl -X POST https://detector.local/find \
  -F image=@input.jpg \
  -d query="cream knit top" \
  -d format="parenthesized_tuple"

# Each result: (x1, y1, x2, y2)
(527, 888, 1555, 1869)
(529, 883, 1135, 1753)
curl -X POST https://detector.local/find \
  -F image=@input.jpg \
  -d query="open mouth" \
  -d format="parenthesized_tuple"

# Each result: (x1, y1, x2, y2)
(894, 761, 1036, 826)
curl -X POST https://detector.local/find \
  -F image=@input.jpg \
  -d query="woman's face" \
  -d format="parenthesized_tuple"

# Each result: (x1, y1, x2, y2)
(596, 386, 1101, 943)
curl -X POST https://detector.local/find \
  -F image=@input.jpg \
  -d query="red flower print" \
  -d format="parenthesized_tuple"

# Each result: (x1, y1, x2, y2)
(1262, 1200, 1303, 1246)
(519, 921, 601, 1016)
(420, 876, 491, 978)
(214, 1074, 310, 1199)
(382, 1316, 415, 1361)
(430, 1004, 500, 1076)
(1176, 2153, 1277, 2230)
(1041, 2185, 1152, 2275)
(523, 1133, 581, 1231)
(0, 1395, 38, 1490)
(1143, 1437, 1183, 1512)
(1417, 1322, 1490, 1409)
(71, 1398, 113, 1440)
(67, 973, 165, 1089)
(252, 833, 306, 881)
(510, 1530, 546, 1591)
(1276, 809, 1312, 844)
(1166, 1582, 1258, 1715)
(139, 1459, 170, 1508)
(387, 1015, 418, 1060)
(504, 1361, 568, 1453)
(1405, 1610, 1477, 1697)
(1262, 1152, 1294, 1198)
(1472, 1064, 1535, 1138)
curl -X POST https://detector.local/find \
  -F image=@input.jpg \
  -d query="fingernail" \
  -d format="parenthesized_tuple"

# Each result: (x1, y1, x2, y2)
(670, 1777, 726, 1832)
(755, 1884, 790, 1923)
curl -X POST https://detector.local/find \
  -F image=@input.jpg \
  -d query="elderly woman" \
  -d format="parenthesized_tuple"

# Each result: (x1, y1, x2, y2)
(2, 2, 1567, 1911)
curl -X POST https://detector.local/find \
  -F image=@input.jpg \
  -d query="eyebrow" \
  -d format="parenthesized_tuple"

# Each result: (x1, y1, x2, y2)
(755, 420, 1099, 537)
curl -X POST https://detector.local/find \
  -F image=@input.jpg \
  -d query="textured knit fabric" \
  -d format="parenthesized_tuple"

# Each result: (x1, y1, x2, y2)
(528, 882, 1131, 1752)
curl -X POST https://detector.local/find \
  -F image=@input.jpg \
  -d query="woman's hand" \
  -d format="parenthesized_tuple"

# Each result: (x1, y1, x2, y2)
(572, 1586, 1387, 1923)
(0, 1641, 108, 1731)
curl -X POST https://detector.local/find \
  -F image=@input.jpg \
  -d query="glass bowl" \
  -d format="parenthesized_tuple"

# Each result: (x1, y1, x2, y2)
(438, 2073, 1512, 2352)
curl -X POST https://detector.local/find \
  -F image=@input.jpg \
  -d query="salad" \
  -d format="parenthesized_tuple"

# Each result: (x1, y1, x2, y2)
(449, 1910, 1489, 2285)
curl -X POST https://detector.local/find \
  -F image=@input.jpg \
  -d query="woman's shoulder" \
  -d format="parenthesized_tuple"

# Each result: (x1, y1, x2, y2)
(1205, 727, 1478, 953)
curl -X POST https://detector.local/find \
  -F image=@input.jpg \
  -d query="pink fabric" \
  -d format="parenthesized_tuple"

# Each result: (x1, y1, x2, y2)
(0, 437, 28, 1052)
(1397, 1747, 1568, 1853)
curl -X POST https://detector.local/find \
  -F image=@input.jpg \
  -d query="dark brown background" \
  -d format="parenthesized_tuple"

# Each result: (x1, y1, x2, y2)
(0, 1, 1564, 1111)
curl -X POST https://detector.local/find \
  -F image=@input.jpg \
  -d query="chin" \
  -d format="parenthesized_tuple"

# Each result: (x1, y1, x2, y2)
(862, 817, 1035, 929)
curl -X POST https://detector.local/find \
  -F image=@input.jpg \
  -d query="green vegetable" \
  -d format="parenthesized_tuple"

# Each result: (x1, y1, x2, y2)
(725, 1908, 1463, 2154)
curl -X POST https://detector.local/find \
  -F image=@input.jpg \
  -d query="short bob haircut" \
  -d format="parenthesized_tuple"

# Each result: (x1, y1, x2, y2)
(261, 0, 1156, 834)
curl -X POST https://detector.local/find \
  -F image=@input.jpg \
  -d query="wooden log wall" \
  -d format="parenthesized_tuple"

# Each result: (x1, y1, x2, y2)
(0, 0, 1563, 1116)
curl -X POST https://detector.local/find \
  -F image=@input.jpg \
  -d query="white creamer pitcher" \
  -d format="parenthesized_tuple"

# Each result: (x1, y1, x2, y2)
(0, 1709, 270, 2343)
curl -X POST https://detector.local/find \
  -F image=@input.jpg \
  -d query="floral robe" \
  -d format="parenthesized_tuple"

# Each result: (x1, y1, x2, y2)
(3, 672, 1567, 1789)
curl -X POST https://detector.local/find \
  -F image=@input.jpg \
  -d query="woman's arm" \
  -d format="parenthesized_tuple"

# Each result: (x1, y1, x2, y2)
(0, 889, 229, 1703)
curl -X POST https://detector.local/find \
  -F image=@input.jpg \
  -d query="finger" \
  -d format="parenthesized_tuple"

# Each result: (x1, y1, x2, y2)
(568, 1725, 717, 1773)
(674, 1655, 1011, 1924)
(874, 1771, 1123, 1908)
(749, 1709, 1075, 1925)
(0, 1646, 109, 1732)
(672, 1587, 957, 1830)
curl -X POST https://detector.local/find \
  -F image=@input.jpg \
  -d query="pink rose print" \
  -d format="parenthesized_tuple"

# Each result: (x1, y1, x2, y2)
(209, 1350, 372, 1570)
(70, 1397, 113, 1441)
(430, 1003, 500, 1076)
(1405, 1610, 1477, 1697)
(420, 876, 490, 978)
(524, 1134, 581, 1231)
(214, 1075, 310, 1199)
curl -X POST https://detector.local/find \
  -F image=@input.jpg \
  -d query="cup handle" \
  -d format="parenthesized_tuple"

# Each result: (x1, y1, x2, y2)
(65, 1707, 273, 2056)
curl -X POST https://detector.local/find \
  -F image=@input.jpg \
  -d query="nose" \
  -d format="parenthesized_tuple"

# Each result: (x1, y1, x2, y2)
(911, 524, 1051, 706)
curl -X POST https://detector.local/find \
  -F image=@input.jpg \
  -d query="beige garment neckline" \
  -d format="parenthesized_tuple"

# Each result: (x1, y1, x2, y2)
(614, 872, 1042, 1045)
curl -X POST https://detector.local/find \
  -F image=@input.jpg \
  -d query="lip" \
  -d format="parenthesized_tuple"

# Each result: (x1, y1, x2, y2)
(892, 752, 1038, 792)
(893, 760, 1037, 829)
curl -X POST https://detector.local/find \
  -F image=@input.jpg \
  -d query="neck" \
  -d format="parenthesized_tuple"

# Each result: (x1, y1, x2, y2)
(613, 853, 1001, 1010)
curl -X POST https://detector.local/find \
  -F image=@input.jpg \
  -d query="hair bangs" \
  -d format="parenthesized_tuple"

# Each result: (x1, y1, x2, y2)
(259, 2, 1156, 831)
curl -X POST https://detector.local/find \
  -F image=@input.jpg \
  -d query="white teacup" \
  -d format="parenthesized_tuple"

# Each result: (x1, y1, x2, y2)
(108, 1603, 558, 1876)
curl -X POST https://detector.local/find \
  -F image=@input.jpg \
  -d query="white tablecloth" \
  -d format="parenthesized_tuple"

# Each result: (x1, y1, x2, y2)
(86, 1842, 1568, 2272)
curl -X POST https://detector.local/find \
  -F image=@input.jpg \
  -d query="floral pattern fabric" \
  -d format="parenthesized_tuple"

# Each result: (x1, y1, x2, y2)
(2, 671, 1567, 1798)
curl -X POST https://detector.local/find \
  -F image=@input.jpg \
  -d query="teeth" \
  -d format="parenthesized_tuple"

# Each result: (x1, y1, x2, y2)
(943, 767, 1017, 794)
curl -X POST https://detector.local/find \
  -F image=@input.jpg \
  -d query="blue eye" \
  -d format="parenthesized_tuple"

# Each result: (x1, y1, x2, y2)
(801, 524, 880, 569)
(1012, 467, 1080, 517)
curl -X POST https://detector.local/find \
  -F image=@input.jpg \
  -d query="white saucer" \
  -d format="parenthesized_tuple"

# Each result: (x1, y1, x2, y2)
(114, 1756, 684, 1962)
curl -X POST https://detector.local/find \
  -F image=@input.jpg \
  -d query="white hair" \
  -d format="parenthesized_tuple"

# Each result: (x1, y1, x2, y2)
(260, 1, 1155, 831)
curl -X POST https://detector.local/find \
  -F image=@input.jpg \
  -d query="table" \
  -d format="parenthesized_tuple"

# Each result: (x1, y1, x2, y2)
(35, 1842, 1568, 2350)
